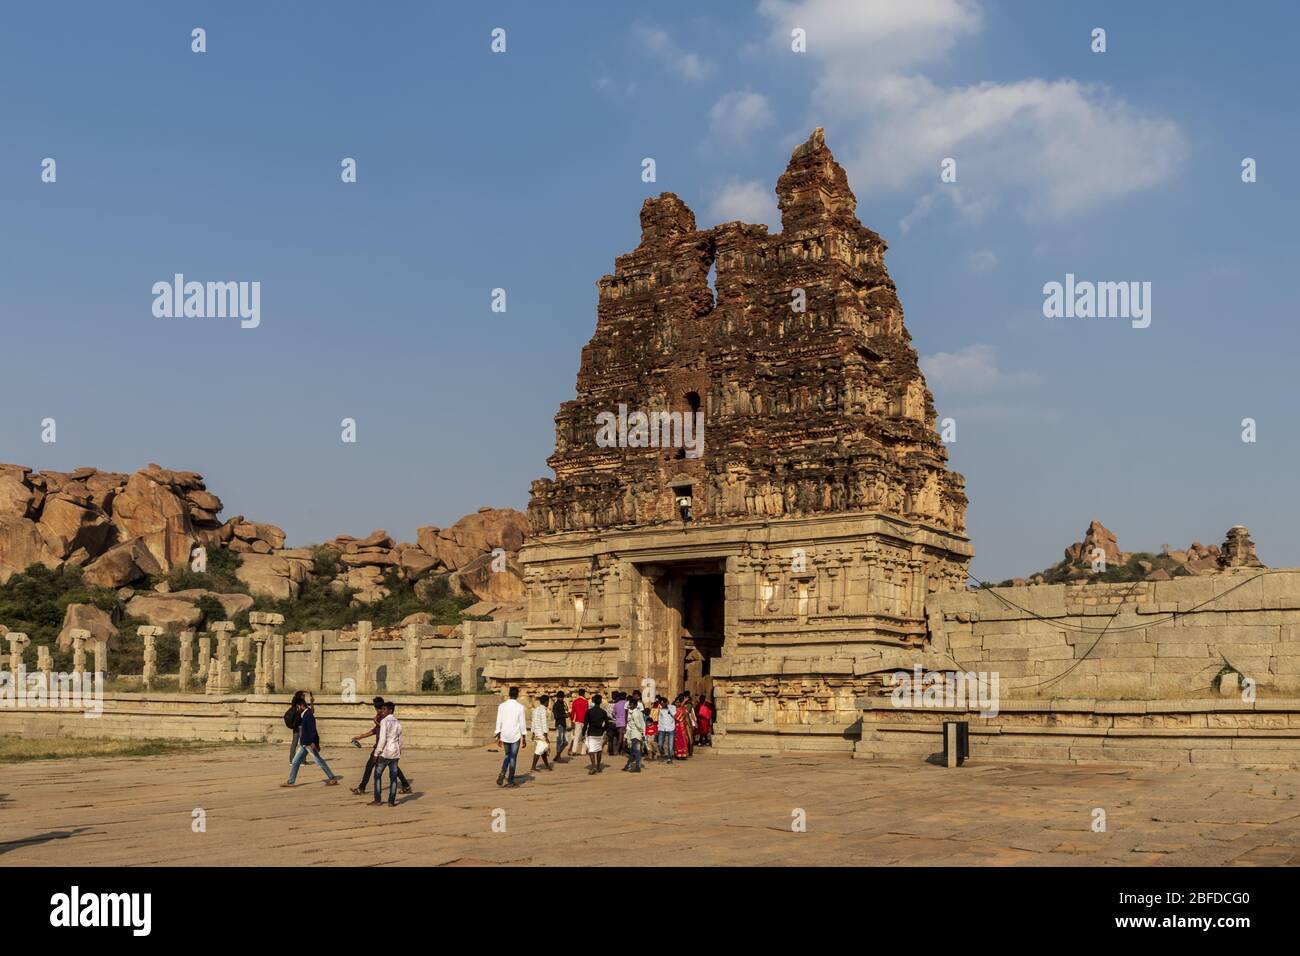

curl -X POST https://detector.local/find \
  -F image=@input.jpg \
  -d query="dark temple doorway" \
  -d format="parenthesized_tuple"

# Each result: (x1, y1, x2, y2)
(647, 559, 725, 699)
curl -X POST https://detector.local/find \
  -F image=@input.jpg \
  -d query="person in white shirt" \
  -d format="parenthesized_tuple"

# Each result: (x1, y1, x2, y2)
(657, 696, 677, 765)
(371, 702, 404, 807)
(529, 693, 553, 774)
(495, 686, 528, 787)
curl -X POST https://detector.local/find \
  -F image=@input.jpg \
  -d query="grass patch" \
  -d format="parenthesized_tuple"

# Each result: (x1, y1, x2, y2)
(0, 735, 251, 763)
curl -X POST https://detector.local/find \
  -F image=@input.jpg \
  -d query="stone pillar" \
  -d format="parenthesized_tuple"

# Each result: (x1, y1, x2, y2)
(36, 645, 52, 691)
(308, 631, 324, 691)
(139, 625, 162, 690)
(209, 621, 235, 694)
(178, 629, 195, 691)
(354, 620, 373, 695)
(197, 633, 212, 686)
(248, 612, 284, 695)
(92, 638, 108, 681)
(460, 625, 476, 693)
(271, 631, 285, 692)
(236, 632, 252, 667)
(6, 632, 30, 681)
(69, 628, 89, 682)
(403, 624, 422, 692)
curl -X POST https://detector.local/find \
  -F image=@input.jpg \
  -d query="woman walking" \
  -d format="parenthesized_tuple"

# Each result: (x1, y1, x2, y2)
(673, 693, 691, 760)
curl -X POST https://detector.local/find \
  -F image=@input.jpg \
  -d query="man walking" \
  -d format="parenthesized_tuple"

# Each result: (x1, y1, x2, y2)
(495, 686, 528, 787)
(551, 691, 568, 762)
(370, 701, 404, 806)
(351, 697, 412, 795)
(530, 693, 553, 773)
(611, 691, 627, 755)
(623, 693, 646, 772)
(582, 693, 610, 775)
(657, 695, 676, 765)
(282, 697, 341, 787)
(568, 688, 589, 757)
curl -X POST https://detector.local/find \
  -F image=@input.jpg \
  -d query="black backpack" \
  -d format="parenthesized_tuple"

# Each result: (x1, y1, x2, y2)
(284, 705, 300, 730)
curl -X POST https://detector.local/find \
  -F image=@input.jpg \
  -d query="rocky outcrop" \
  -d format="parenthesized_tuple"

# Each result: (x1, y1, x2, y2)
(0, 515, 60, 584)
(448, 551, 526, 603)
(82, 538, 164, 589)
(416, 509, 530, 572)
(124, 594, 205, 630)
(57, 603, 119, 651)
(235, 552, 310, 601)
(1012, 520, 1268, 585)
(1063, 519, 1127, 567)
(0, 459, 529, 607)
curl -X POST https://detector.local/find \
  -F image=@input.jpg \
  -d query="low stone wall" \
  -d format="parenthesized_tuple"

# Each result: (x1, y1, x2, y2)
(856, 698, 1300, 768)
(926, 571, 1300, 699)
(283, 621, 522, 694)
(0, 693, 499, 749)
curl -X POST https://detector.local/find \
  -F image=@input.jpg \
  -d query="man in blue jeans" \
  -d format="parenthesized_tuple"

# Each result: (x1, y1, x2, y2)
(371, 701, 403, 807)
(494, 686, 528, 787)
(282, 699, 341, 787)
(657, 696, 676, 764)
(623, 696, 646, 773)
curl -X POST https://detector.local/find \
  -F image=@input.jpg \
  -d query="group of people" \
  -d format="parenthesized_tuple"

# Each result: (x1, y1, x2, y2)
(494, 686, 715, 786)
(281, 690, 410, 807)
(280, 683, 719, 801)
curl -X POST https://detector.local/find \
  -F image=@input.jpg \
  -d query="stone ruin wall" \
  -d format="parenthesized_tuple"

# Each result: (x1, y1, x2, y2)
(527, 128, 967, 541)
(923, 570, 1300, 700)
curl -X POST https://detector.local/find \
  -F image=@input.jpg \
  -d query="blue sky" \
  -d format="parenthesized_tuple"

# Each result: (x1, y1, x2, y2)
(1, 1, 1296, 581)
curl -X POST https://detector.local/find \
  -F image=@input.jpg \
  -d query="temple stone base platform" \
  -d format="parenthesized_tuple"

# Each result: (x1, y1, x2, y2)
(857, 698, 1300, 768)
(0, 693, 498, 749)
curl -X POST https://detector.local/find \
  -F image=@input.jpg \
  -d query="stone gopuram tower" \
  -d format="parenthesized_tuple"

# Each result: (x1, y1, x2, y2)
(487, 129, 973, 752)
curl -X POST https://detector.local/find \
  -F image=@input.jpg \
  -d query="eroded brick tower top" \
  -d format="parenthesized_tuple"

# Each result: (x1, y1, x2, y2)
(528, 128, 967, 537)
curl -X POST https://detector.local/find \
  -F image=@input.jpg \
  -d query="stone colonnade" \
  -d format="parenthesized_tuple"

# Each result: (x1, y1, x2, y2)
(1, 619, 437, 696)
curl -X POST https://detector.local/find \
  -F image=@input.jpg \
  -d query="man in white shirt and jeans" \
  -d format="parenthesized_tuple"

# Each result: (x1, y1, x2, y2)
(495, 686, 528, 787)
(529, 693, 554, 774)
(371, 701, 404, 807)
(657, 696, 677, 765)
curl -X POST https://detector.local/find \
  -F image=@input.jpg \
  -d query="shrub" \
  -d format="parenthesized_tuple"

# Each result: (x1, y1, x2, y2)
(165, 545, 248, 594)
(0, 564, 122, 647)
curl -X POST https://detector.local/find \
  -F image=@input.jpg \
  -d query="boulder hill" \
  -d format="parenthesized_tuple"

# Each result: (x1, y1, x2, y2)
(0, 461, 528, 645)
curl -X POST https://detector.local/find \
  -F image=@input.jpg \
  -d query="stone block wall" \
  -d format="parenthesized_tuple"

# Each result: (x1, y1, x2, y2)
(0, 693, 499, 749)
(923, 570, 1300, 700)
(281, 621, 522, 694)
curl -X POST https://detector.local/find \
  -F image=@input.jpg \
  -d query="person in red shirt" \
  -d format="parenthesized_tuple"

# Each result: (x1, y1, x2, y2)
(568, 689, 589, 757)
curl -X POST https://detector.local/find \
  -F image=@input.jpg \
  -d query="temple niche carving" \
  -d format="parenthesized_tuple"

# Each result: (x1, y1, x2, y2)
(528, 127, 967, 538)
(489, 130, 974, 751)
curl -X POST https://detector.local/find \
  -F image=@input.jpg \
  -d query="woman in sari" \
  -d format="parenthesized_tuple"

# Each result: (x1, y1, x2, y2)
(695, 694, 713, 746)
(645, 700, 660, 761)
(674, 693, 693, 759)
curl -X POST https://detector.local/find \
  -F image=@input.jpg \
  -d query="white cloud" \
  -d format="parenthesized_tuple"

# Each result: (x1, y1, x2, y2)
(635, 23, 714, 81)
(708, 179, 781, 228)
(759, 0, 1186, 221)
(759, 0, 982, 72)
(899, 185, 995, 232)
(920, 344, 1039, 393)
(709, 89, 775, 145)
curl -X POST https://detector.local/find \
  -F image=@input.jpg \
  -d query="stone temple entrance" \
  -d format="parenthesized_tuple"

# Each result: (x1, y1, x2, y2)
(485, 129, 975, 752)
(645, 560, 725, 699)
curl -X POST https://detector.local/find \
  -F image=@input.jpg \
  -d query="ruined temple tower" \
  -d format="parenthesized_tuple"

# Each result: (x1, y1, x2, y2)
(487, 129, 973, 750)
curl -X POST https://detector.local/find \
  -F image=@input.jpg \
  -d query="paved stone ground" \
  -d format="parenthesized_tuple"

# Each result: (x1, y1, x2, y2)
(1, 744, 1299, 866)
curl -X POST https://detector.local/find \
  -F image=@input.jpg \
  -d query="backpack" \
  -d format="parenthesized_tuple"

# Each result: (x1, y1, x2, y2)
(284, 705, 300, 730)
